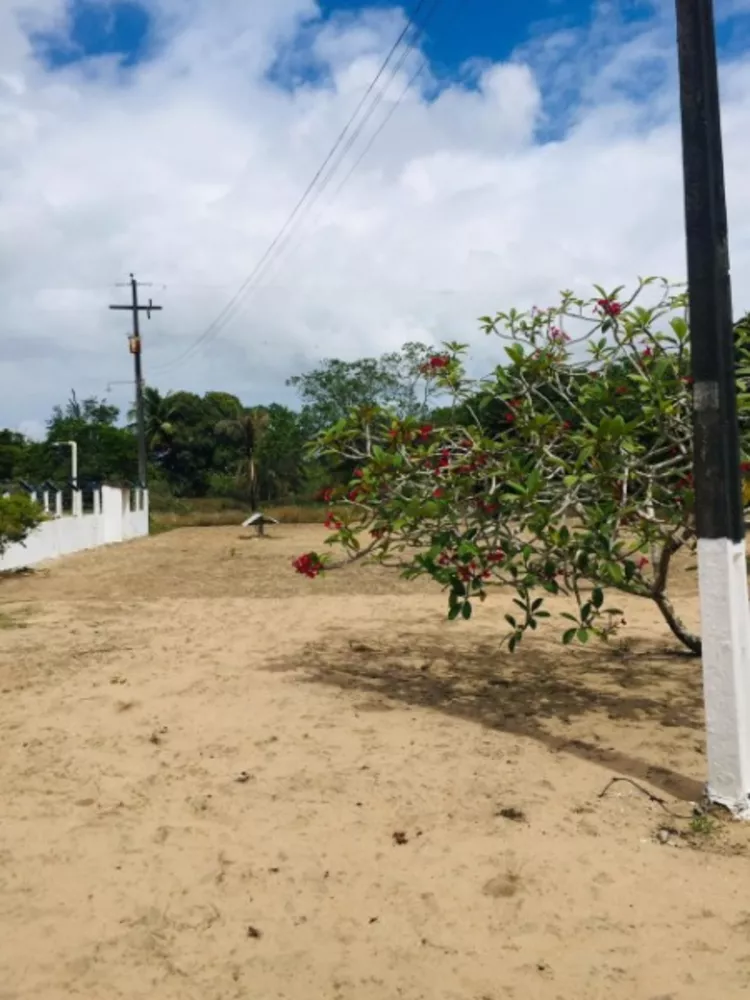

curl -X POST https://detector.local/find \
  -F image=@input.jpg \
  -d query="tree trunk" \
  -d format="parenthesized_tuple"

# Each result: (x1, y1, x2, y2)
(653, 590, 701, 655)
(649, 533, 701, 655)
(249, 457, 258, 510)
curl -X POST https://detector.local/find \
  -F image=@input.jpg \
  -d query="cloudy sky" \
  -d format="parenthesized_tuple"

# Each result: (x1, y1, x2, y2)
(3, 0, 750, 437)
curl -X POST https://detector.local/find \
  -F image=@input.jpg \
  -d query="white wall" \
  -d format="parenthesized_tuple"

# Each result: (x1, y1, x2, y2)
(0, 485, 149, 572)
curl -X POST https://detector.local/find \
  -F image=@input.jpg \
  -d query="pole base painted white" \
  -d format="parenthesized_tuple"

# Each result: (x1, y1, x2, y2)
(697, 537, 750, 818)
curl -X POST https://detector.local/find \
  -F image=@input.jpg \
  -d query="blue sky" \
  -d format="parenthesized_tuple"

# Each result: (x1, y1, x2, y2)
(29, 0, 668, 73)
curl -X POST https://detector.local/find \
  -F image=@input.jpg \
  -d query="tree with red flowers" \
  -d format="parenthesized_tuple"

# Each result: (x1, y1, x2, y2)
(293, 279, 750, 656)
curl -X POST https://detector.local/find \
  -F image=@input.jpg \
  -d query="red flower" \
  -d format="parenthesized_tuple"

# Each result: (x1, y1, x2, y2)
(370, 527, 385, 538)
(615, 385, 628, 395)
(417, 424, 433, 441)
(637, 557, 649, 571)
(292, 552, 324, 578)
(597, 298, 622, 317)
(682, 376, 695, 386)
(353, 468, 364, 478)
(318, 487, 334, 503)
(487, 550, 505, 564)
(324, 511, 342, 530)
(388, 428, 399, 439)
(433, 487, 445, 499)
(741, 462, 750, 474)
(642, 346, 653, 358)
(421, 354, 450, 373)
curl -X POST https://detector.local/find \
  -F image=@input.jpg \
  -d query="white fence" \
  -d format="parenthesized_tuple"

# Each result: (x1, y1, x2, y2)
(0, 485, 149, 572)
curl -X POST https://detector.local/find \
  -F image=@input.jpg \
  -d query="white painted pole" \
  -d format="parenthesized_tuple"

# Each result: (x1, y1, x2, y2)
(66, 440, 78, 489)
(697, 540, 750, 816)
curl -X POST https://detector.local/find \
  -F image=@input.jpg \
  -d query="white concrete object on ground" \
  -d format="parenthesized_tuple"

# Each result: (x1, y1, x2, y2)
(0, 485, 149, 572)
(242, 511, 279, 536)
(698, 537, 750, 817)
(241, 512, 279, 527)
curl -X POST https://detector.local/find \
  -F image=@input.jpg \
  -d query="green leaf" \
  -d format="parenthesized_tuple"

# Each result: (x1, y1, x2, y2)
(592, 586, 604, 608)
(577, 628, 590, 644)
(505, 614, 517, 628)
(448, 604, 461, 620)
(461, 601, 472, 620)
(562, 628, 577, 645)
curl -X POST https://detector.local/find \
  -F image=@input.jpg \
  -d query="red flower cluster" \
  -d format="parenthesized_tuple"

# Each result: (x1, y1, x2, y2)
(324, 511, 343, 530)
(597, 298, 622, 317)
(421, 354, 450, 373)
(476, 499, 500, 517)
(741, 462, 750, 474)
(292, 552, 324, 578)
(388, 423, 434, 445)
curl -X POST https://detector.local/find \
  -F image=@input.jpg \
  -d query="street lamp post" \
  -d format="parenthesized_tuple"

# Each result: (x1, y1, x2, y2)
(675, 0, 750, 815)
(52, 439, 78, 488)
(52, 441, 79, 515)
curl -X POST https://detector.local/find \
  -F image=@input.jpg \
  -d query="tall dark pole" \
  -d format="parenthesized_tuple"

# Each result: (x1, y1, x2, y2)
(675, 0, 743, 542)
(675, 0, 750, 816)
(109, 274, 162, 489)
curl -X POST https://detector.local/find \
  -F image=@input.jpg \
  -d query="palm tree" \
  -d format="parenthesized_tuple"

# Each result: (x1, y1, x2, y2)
(215, 407, 269, 509)
(128, 388, 181, 455)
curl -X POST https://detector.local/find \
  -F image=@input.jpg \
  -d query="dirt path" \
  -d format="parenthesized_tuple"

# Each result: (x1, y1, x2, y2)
(1, 525, 749, 999)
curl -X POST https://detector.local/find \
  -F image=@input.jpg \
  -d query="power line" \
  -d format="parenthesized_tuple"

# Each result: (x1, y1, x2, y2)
(151, 0, 439, 376)
(251, 11, 438, 295)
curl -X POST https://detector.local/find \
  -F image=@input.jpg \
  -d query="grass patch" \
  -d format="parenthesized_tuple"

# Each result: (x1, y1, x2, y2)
(149, 499, 342, 533)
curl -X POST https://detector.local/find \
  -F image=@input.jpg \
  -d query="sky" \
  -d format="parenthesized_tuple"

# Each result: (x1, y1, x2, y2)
(4, 0, 750, 438)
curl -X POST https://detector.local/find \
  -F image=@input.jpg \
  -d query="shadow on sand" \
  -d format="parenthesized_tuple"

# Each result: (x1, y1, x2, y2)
(268, 629, 706, 804)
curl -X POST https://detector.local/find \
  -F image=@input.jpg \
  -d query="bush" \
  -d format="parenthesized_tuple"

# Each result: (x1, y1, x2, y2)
(0, 493, 44, 556)
(297, 278, 750, 657)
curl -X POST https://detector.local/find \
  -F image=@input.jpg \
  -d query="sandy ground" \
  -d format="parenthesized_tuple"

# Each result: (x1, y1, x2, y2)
(1, 525, 750, 1000)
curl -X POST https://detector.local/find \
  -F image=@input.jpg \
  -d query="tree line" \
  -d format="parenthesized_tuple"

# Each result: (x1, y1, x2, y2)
(5, 313, 749, 508)
(0, 343, 440, 506)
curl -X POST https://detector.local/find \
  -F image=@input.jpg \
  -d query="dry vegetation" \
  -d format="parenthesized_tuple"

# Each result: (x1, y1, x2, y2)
(148, 496, 340, 532)
(1, 524, 750, 999)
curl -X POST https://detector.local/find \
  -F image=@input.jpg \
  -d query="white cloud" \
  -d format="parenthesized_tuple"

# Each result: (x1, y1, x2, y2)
(3, 0, 750, 432)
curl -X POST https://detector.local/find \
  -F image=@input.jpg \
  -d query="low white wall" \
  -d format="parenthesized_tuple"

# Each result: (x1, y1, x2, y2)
(0, 485, 149, 572)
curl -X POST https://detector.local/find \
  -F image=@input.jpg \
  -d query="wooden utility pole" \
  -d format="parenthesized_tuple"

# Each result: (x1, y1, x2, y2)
(109, 274, 162, 488)
(675, 0, 750, 816)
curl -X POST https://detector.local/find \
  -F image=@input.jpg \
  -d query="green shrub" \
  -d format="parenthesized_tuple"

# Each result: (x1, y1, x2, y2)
(0, 493, 44, 556)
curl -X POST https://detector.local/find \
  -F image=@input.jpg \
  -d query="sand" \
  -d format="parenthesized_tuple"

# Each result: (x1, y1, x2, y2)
(1, 524, 750, 1000)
